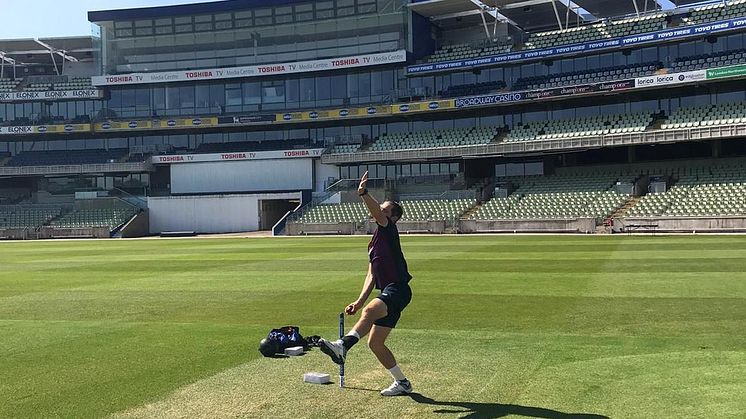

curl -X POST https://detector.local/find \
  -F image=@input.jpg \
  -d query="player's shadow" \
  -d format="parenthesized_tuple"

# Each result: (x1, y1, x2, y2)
(409, 393, 610, 419)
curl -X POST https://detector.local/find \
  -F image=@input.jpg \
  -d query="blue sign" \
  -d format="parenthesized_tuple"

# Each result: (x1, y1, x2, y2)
(408, 17, 746, 75)
(167, 120, 176, 127)
(102, 122, 111, 130)
(192, 118, 202, 126)
(428, 102, 439, 110)
(309, 111, 319, 119)
(339, 109, 349, 117)
(399, 104, 410, 112)
(38, 126, 47, 133)
(128, 121, 138, 128)
(283, 113, 293, 120)
(64, 125, 74, 131)
(367, 107, 377, 115)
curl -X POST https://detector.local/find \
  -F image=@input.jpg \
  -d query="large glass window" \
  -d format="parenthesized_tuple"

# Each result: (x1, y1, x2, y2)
(286, 79, 299, 103)
(242, 82, 261, 104)
(315, 76, 331, 101)
(262, 81, 285, 104)
(195, 85, 210, 111)
(225, 83, 242, 106)
(330, 75, 347, 100)
(300, 78, 315, 102)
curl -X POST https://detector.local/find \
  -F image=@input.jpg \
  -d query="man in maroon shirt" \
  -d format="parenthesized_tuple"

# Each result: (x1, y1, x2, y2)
(319, 171, 413, 396)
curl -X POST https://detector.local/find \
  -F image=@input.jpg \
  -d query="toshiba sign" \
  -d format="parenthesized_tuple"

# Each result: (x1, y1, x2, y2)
(93, 50, 407, 86)
(152, 149, 324, 164)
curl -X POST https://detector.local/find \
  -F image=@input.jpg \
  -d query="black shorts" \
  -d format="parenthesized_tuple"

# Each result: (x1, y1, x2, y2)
(374, 282, 412, 329)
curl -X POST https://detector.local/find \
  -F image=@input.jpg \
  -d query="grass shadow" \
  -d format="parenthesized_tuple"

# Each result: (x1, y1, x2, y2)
(408, 393, 610, 419)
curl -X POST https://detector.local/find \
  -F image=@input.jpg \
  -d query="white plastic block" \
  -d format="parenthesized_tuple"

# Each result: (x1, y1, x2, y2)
(303, 372, 331, 384)
(284, 346, 304, 356)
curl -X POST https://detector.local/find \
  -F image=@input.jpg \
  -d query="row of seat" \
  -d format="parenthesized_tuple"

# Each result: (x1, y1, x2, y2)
(51, 207, 138, 229)
(661, 102, 746, 129)
(7, 149, 128, 167)
(438, 81, 506, 98)
(326, 101, 746, 154)
(628, 171, 746, 217)
(505, 112, 653, 143)
(426, 42, 512, 64)
(525, 14, 668, 51)
(685, 0, 746, 25)
(368, 126, 499, 152)
(514, 62, 661, 91)
(298, 199, 477, 224)
(671, 49, 746, 73)
(7, 78, 93, 92)
(0, 207, 61, 229)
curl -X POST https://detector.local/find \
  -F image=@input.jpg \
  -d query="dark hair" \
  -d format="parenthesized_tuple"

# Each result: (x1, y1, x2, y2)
(387, 201, 403, 222)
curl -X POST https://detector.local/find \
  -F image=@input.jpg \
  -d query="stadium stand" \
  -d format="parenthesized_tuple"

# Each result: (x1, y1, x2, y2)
(298, 202, 368, 223)
(298, 198, 477, 224)
(493, 172, 629, 221)
(505, 112, 653, 143)
(438, 81, 506, 98)
(7, 149, 128, 166)
(52, 77, 94, 90)
(399, 198, 476, 222)
(425, 41, 512, 63)
(524, 14, 667, 50)
(0, 78, 21, 93)
(26, 82, 52, 92)
(671, 49, 746, 73)
(604, 13, 668, 38)
(51, 205, 139, 229)
(627, 164, 746, 217)
(661, 102, 746, 129)
(327, 144, 360, 154)
(369, 126, 500, 151)
(513, 62, 661, 91)
(685, 0, 746, 25)
(0, 205, 62, 229)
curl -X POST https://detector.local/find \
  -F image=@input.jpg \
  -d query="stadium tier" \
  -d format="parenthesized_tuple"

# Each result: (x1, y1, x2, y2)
(369, 127, 500, 152)
(298, 202, 369, 224)
(661, 102, 746, 129)
(686, 0, 746, 25)
(328, 144, 360, 154)
(51, 206, 138, 229)
(0, 206, 62, 229)
(671, 49, 746, 72)
(425, 41, 512, 63)
(0, 78, 21, 93)
(505, 112, 653, 142)
(438, 81, 506, 98)
(524, 14, 667, 50)
(627, 164, 746, 217)
(298, 198, 476, 224)
(399, 199, 476, 222)
(7, 149, 128, 166)
(513, 62, 661, 91)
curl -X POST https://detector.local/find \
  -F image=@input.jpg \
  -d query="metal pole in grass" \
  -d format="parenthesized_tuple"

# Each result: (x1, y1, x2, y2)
(338, 312, 345, 388)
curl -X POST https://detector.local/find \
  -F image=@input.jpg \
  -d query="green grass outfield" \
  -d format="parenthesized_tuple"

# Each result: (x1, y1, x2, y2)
(0, 235, 744, 419)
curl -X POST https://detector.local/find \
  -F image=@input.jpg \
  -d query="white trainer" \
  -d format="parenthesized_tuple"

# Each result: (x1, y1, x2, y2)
(318, 338, 346, 365)
(380, 380, 413, 396)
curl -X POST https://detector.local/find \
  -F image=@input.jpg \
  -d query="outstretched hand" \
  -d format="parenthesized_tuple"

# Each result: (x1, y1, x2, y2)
(357, 171, 369, 196)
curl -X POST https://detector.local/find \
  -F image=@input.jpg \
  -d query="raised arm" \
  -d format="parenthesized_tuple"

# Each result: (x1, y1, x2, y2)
(357, 171, 388, 227)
